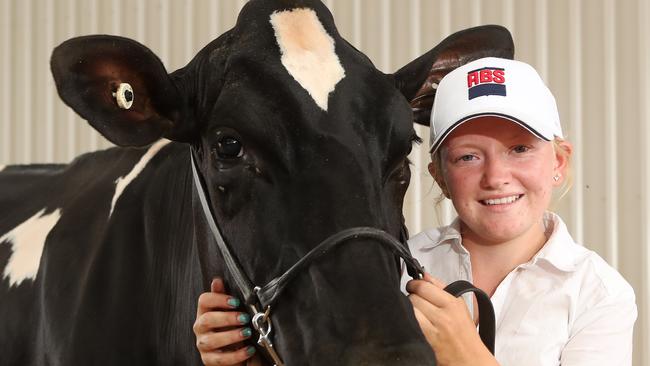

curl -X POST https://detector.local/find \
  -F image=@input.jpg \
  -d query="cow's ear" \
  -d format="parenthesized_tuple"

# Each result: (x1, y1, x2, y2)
(51, 35, 193, 147)
(393, 25, 514, 126)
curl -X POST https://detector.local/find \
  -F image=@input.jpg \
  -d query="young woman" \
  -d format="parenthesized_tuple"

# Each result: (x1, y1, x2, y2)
(193, 57, 637, 366)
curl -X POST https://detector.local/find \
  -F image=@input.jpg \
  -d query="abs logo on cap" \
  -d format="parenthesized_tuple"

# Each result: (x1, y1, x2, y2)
(467, 67, 506, 100)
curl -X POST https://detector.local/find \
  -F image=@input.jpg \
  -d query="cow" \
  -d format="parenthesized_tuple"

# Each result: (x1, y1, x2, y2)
(0, 0, 513, 365)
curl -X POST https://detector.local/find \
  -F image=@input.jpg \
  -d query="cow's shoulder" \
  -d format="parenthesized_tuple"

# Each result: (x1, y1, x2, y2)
(0, 140, 186, 235)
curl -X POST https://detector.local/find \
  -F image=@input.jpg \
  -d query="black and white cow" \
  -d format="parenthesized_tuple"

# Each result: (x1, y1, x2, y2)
(0, 0, 513, 365)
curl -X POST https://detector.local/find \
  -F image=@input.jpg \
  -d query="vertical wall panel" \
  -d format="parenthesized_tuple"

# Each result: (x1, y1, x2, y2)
(603, 0, 619, 267)
(21, 1, 33, 163)
(1, 0, 648, 363)
(535, 0, 548, 79)
(617, 2, 646, 364)
(405, 0, 425, 234)
(568, 0, 585, 244)
(582, 0, 609, 257)
(1, 1, 10, 163)
(65, 0, 77, 162)
(641, 0, 650, 364)
(43, 0, 54, 160)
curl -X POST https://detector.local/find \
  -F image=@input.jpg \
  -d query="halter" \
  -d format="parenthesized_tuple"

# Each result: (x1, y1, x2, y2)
(190, 148, 495, 365)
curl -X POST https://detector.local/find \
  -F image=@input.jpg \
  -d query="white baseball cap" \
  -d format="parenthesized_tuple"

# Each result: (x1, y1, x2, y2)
(429, 57, 563, 153)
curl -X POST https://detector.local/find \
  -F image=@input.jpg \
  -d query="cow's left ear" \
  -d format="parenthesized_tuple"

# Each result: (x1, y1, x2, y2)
(51, 35, 194, 147)
(393, 25, 514, 126)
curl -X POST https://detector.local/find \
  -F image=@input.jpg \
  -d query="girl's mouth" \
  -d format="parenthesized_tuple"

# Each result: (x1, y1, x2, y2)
(480, 194, 523, 206)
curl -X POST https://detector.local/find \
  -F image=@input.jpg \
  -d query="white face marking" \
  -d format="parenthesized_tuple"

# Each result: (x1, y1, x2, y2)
(2, 208, 62, 287)
(110, 139, 171, 217)
(270, 8, 345, 111)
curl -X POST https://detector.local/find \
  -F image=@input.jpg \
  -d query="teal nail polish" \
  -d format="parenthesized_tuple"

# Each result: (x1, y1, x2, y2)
(227, 297, 241, 308)
(238, 313, 251, 324)
(241, 327, 252, 338)
(246, 346, 256, 356)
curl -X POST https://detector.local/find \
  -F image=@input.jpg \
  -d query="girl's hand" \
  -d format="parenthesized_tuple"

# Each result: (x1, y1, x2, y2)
(406, 273, 498, 366)
(194, 278, 262, 366)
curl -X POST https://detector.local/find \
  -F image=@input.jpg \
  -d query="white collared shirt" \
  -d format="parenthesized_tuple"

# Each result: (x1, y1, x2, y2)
(401, 212, 637, 366)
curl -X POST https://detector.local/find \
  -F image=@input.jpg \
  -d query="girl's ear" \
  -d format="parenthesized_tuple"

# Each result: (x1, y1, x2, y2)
(428, 161, 450, 199)
(553, 139, 573, 186)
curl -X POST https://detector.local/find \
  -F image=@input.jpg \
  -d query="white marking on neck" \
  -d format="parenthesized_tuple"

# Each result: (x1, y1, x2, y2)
(110, 139, 171, 217)
(270, 8, 345, 111)
(2, 208, 62, 287)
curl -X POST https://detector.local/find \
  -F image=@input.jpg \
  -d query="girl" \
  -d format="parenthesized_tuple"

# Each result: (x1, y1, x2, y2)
(193, 57, 637, 366)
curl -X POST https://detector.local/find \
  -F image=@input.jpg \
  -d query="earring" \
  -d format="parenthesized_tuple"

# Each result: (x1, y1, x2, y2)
(553, 175, 560, 182)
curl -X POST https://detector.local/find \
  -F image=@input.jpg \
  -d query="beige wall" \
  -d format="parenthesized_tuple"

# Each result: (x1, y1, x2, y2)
(1, 0, 648, 364)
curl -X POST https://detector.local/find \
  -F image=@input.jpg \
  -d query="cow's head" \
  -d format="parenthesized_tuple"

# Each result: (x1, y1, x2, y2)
(50, 0, 513, 364)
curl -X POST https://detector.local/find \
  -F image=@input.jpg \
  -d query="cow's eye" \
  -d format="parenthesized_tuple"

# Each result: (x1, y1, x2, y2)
(215, 137, 244, 159)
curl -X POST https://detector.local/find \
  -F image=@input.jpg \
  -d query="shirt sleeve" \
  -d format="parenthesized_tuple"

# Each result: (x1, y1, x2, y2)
(560, 286, 637, 366)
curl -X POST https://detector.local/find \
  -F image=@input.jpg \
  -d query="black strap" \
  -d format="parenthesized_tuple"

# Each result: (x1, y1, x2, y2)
(190, 151, 259, 306)
(256, 227, 425, 308)
(191, 149, 424, 309)
(444, 280, 496, 355)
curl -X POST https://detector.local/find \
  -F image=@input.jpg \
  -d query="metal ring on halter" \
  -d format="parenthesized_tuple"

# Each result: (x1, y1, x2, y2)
(252, 306, 272, 337)
(414, 269, 424, 280)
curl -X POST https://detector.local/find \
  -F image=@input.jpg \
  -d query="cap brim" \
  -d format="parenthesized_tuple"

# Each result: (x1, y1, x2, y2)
(429, 112, 552, 153)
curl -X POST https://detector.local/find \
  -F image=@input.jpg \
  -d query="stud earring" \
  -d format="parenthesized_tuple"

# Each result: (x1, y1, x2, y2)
(553, 175, 560, 182)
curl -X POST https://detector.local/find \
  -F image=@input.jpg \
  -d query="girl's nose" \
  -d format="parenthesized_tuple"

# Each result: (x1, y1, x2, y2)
(480, 156, 511, 189)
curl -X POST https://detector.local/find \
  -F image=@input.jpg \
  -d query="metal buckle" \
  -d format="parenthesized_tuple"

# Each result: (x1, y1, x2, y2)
(251, 306, 284, 366)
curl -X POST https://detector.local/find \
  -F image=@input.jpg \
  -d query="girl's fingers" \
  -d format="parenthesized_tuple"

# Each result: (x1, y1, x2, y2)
(412, 306, 438, 347)
(406, 279, 457, 308)
(194, 311, 251, 334)
(211, 277, 225, 293)
(196, 327, 253, 352)
(422, 273, 446, 288)
(409, 293, 445, 322)
(200, 345, 257, 366)
(196, 291, 242, 317)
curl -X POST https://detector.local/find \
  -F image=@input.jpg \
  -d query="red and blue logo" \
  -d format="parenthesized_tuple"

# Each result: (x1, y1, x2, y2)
(467, 67, 506, 100)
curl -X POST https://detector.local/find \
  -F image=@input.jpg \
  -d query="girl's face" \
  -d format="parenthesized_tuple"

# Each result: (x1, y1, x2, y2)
(433, 117, 570, 245)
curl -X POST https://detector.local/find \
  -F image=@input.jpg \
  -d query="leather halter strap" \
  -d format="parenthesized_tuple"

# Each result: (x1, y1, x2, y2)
(257, 226, 424, 308)
(190, 151, 258, 305)
(190, 149, 424, 308)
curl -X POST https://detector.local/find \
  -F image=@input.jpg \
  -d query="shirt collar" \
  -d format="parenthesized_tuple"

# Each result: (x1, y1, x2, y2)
(421, 217, 467, 253)
(528, 211, 578, 272)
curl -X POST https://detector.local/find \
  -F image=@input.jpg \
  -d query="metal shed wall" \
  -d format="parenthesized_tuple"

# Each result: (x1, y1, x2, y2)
(1, 1, 648, 364)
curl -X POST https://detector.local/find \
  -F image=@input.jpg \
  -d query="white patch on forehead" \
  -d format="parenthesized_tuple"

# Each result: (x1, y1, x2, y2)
(270, 8, 345, 111)
(110, 139, 171, 217)
(2, 208, 62, 287)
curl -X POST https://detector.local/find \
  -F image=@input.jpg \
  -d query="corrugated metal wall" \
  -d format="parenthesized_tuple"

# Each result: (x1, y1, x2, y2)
(1, 0, 648, 364)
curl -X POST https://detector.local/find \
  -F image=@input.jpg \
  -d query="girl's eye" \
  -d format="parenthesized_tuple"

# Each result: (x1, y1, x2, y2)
(513, 145, 530, 153)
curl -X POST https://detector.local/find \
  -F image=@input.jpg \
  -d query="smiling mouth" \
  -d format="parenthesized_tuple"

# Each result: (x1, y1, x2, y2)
(480, 194, 523, 206)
